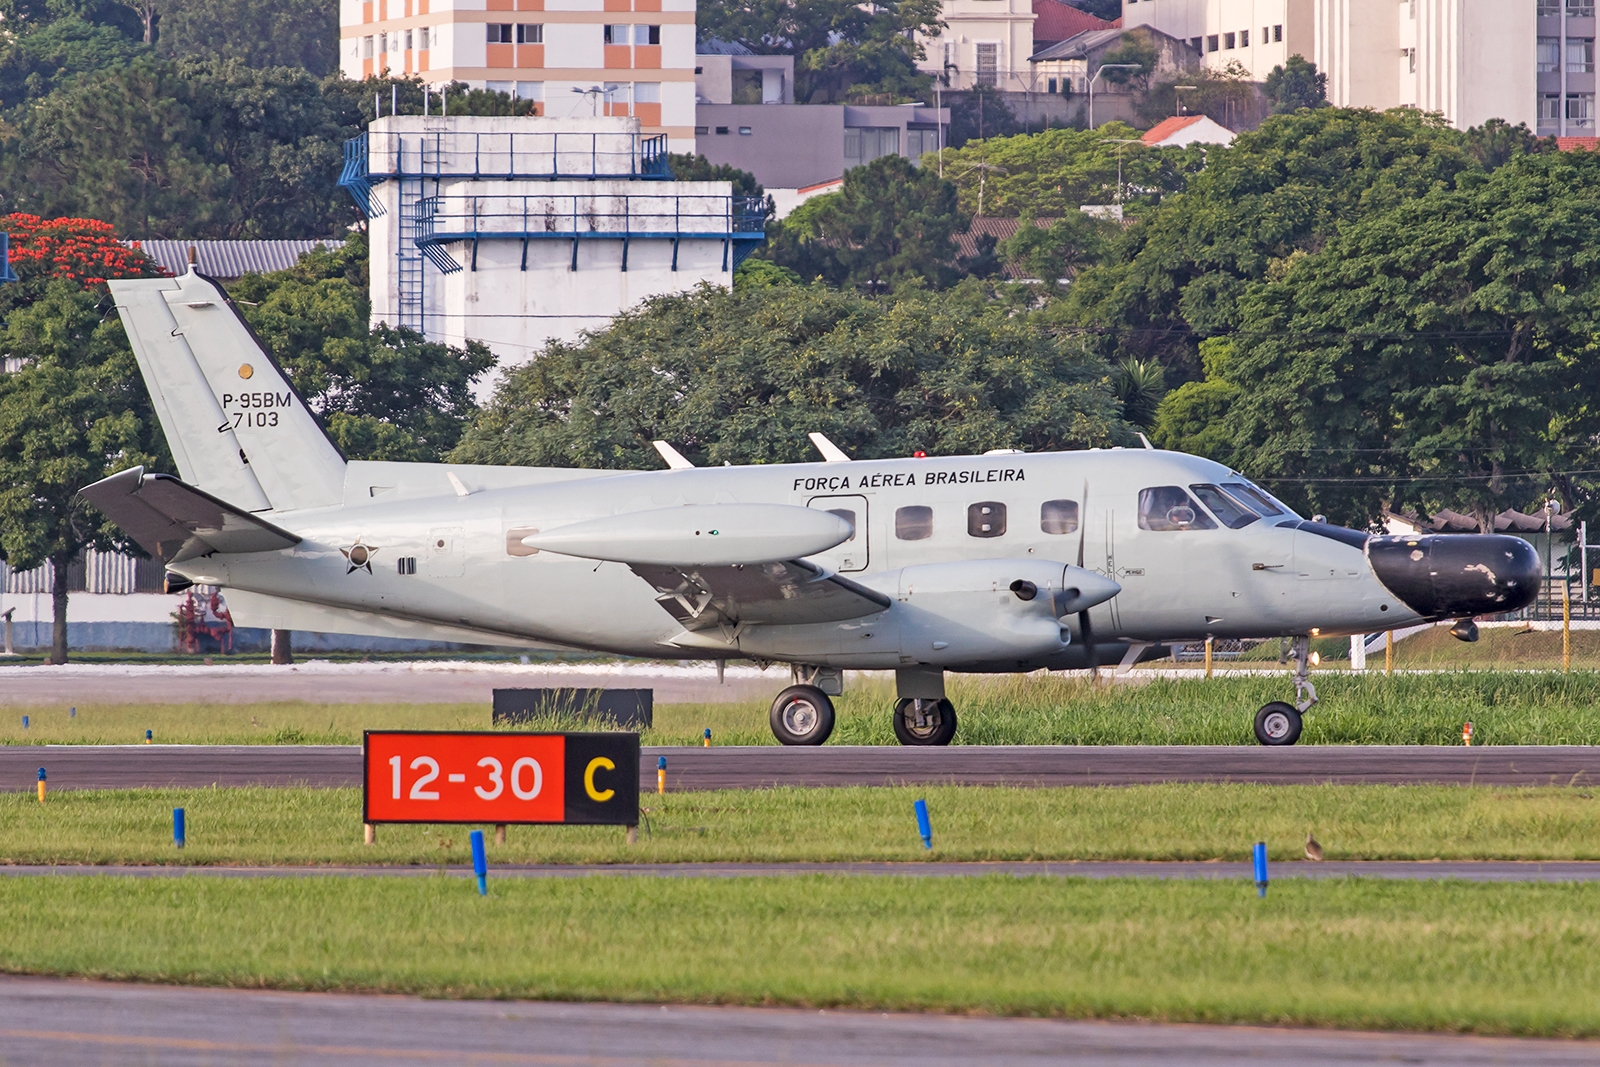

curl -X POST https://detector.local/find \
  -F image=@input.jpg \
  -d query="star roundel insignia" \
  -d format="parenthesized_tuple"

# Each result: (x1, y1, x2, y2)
(340, 537, 379, 574)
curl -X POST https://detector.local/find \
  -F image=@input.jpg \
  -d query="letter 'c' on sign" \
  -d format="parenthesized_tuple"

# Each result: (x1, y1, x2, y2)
(511, 756, 543, 800)
(585, 756, 615, 802)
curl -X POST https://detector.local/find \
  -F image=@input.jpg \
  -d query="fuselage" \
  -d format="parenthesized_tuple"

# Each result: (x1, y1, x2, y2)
(171, 448, 1429, 668)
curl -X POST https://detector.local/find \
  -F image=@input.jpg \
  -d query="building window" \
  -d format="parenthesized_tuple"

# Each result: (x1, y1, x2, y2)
(517, 23, 542, 43)
(1239, 28, 1249, 46)
(906, 127, 940, 156)
(1223, 32, 1235, 49)
(695, 126, 708, 134)
(1540, 36, 1561, 73)
(417, 25, 428, 50)
(737, 126, 750, 134)
(1206, 34, 1219, 52)
(635, 81, 660, 103)
(715, 126, 729, 134)
(1568, 92, 1595, 129)
(603, 23, 627, 43)
(1405, 47, 1416, 73)
(1540, 93, 1563, 124)
(377, 31, 387, 52)
(1571, 0, 1596, 17)
(635, 24, 660, 44)
(1190, 37, 1202, 53)
(1570, 38, 1595, 74)
(362, 35, 374, 58)
(975, 42, 999, 86)
(844, 126, 900, 169)
(1540, 0, 1561, 13)
(487, 80, 514, 94)
(516, 81, 542, 100)
(1047, 77, 1057, 94)
(487, 23, 511, 43)
(1273, 24, 1283, 42)
(895, 506, 934, 541)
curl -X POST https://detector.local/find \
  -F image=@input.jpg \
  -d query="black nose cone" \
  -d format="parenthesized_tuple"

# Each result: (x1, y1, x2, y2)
(1367, 534, 1540, 619)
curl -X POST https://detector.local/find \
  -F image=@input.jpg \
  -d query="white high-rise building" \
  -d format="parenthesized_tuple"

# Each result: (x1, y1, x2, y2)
(338, 0, 698, 151)
(1123, 0, 1537, 131)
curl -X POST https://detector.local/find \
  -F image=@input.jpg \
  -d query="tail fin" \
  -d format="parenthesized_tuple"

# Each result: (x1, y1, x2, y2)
(109, 267, 346, 513)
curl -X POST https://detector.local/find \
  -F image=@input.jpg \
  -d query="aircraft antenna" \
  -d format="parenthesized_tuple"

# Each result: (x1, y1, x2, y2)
(808, 433, 852, 463)
(652, 441, 695, 470)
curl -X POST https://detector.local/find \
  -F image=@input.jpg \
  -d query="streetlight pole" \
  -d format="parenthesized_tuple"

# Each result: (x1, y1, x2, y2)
(1104, 137, 1140, 204)
(1088, 63, 1143, 130)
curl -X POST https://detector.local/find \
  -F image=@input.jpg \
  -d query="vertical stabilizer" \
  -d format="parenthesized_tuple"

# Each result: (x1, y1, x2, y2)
(110, 269, 346, 513)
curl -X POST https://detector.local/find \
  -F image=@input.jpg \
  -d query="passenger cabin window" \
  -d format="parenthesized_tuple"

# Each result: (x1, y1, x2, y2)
(895, 505, 934, 540)
(968, 502, 1006, 537)
(1040, 499, 1078, 534)
(1190, 484, 1259, 529)
(1138, 486, 1217, 531)
(1221, 481, 1285, 517)
(827, 509, 857, 541)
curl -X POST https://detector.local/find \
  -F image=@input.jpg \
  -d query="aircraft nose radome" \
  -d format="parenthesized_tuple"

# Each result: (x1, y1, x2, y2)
(1367, 533, 1541, 620)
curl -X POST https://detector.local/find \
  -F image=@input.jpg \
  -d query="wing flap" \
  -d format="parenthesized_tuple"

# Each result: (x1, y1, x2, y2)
(78, 466, 301, 563)
(631, 559, 891, 632)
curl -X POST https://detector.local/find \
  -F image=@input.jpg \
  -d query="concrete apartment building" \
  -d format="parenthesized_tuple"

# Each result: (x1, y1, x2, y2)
(919, 0, 1119, 92)
(1123, 0, 1537, 130)
(338, 0, 699, 151)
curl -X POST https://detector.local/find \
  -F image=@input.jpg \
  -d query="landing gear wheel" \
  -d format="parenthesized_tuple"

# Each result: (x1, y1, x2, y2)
(1254, 701, 1303, 746)
(769, 685, 835, 746)
(893, 697, 958, 746)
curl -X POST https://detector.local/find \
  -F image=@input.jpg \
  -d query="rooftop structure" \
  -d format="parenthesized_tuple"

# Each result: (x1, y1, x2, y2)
(128, 240, 346, 280)
(1141, 113, 1236, 146)
(342, 114, 763, 386)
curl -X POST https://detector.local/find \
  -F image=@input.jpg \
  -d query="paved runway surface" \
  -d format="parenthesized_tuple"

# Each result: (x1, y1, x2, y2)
(5, 860, 1600, 881)
(3, 976, 1597, 1067)
(0, 661, 776, 706)
(5, 743, 1599, 791)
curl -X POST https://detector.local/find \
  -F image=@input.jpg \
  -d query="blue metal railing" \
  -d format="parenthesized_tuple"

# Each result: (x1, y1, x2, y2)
(338, 135, 384, 218)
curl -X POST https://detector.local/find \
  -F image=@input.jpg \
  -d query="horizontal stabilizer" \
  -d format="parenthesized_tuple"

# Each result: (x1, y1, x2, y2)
(78, 467, 301, 564)
(633, 559, 891, 632)
(522, 504, 853, 567)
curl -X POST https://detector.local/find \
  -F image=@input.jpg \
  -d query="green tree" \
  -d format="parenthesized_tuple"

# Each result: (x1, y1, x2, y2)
(228, 236, 496, 461)
(155, 0, 339, 74)
(944, 85, 1023, 149)
(0, 283, 165, 663)
(667, 153, 765, 197)
(0, 15, 148, 107)
(1057, 107, 1477, 382)
(697, 0, 942, 103)
(451, 282, 1129, 469)
(1262, 55, 1327, 113)
(1000, 212, 1112, 288)
(1097, 31, 1160, 88)
(764, 154, 967, 292)
(1138, 61, 1263, 132)
(1463, 118, 1552, 171)
(1188, 150, 1600, 527)
(934, 123, 1197, 218)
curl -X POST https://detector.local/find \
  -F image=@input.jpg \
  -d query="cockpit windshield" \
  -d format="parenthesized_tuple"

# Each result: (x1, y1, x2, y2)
(1190, 484, 1259, 529)
(1222, 480, 1298, 519)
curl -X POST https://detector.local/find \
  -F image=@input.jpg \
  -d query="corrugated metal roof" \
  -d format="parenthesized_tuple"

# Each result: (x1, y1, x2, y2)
(126, 240, 347, 280)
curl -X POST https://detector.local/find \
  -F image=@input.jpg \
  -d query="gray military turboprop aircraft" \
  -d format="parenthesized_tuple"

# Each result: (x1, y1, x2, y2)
(83, 267, 1542, 746)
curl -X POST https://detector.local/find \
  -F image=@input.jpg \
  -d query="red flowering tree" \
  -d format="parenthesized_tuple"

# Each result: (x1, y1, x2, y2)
(0, 215, 169, 662)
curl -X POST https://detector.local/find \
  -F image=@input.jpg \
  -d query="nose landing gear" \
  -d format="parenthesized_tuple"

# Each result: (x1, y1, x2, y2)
(1253, 635, 1317, 746)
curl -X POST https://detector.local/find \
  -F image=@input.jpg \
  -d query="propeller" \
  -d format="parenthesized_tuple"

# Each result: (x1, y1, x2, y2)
(1076, 480, 1098, 672)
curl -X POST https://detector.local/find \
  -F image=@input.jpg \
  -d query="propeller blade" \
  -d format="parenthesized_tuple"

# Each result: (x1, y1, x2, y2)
(1076, 479, 1096, 669)
(1079, 608, 1096, 670)
(1076, 480, 1088, 569)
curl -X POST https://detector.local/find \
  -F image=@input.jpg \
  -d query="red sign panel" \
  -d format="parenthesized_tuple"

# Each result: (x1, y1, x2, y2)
(363, 731, 639, 825)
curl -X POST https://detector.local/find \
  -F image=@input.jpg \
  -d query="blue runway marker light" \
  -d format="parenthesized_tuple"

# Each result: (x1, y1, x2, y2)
(21, 715, 27, 730)
(36, 767, 45, 803)
(69, 707, 75, 718)
(145, 729, 153, 744)
(1253, 841, 1268, 897)
(470, 829, 488, 896)
(914, 798, 932, 850)
(174, 808, 186, 849)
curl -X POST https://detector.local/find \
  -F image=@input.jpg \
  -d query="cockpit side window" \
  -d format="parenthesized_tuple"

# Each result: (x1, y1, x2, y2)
(1221, 481, 1287, 517)
(1138, 486, 1217, 531)
(1190, 484, 1259, 529)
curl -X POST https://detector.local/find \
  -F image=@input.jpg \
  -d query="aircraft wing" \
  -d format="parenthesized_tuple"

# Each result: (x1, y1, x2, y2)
(78, 466, 301, 564)
(630, 560, 892, 632)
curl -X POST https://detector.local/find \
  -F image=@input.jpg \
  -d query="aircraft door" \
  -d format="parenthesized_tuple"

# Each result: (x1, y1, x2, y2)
(806, 495, 869, 572)
(426, 526, 465, 578)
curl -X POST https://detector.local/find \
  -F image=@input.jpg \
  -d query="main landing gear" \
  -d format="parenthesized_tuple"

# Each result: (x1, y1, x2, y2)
(767, 666, 959, 747)
(1253, 635, 1318, 747)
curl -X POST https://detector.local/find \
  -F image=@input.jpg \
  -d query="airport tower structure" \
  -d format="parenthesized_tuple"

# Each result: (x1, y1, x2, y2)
(341, 113, 765, 382)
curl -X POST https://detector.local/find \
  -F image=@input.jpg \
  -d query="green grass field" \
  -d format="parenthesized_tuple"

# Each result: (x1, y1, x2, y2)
(7, 783, 1600, 864)
(3, 874, 1599, 1036)
(7, 670, 1600, 745)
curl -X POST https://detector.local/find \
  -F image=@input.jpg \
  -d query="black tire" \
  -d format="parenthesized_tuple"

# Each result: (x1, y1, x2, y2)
(769, 685, 835, 746)
(893, 697, 958, 746)
(1254, 701, 1303, 746)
